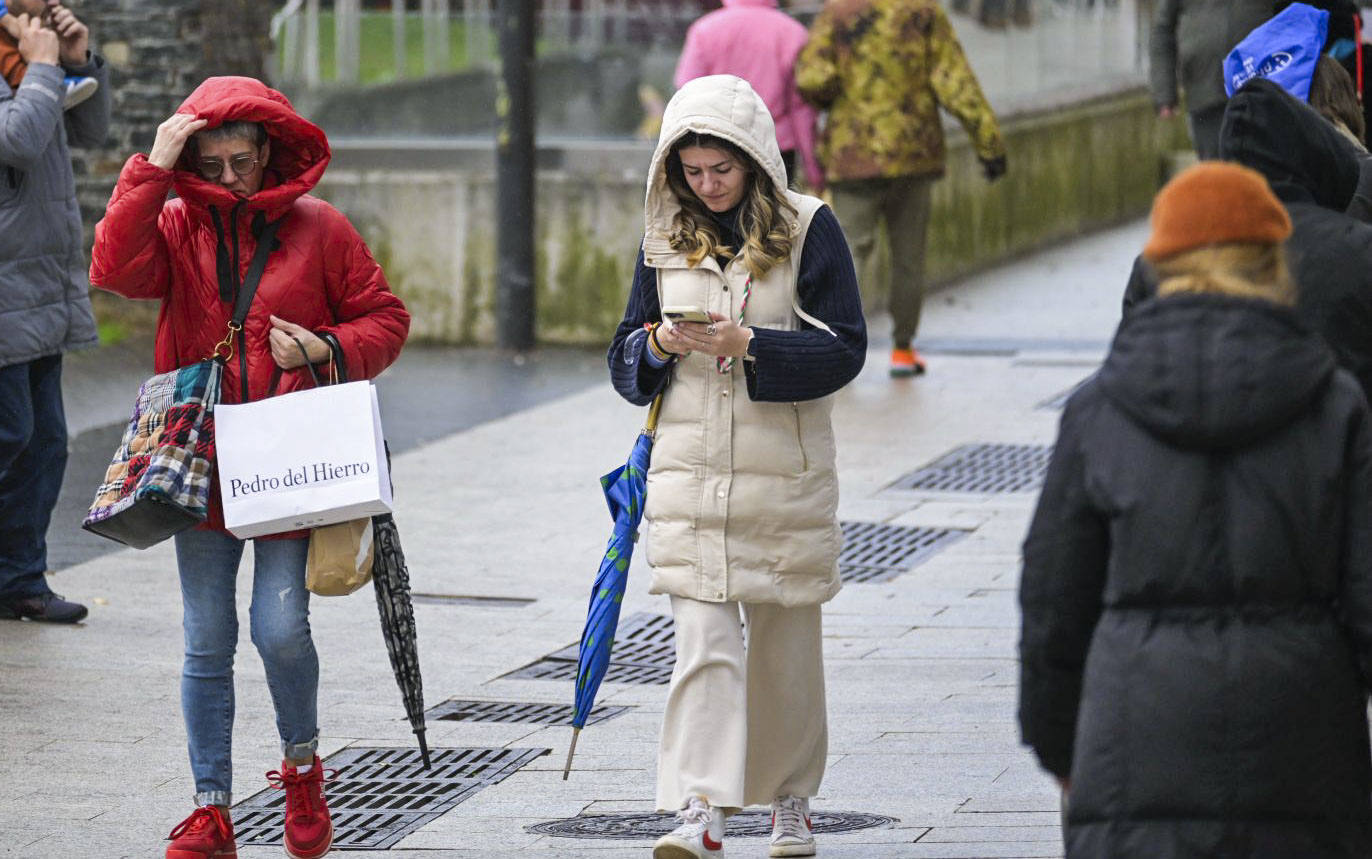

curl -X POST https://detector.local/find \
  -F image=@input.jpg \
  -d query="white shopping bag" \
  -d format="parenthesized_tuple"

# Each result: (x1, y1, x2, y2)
(214, 381, 392, 539)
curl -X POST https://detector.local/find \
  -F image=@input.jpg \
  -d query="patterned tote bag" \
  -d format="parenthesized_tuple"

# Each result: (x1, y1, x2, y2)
(82, 359, 223, 549)
(82, 215, 283, 549)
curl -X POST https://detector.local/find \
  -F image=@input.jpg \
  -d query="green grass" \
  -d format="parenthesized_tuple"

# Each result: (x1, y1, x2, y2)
(96, 319, 129, 347)
(283, 12, 494, 85)
(89, 290, 158, 348)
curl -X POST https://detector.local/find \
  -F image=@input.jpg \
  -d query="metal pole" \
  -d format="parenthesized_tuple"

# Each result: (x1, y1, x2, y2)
(304, 0, 320, 87)
(336, 0, 360, 84)
(464, 0, 479, 68)
(496, 0, 536, 351)
(393, 0, 406, 80)
(435, 0, 451, 72)
(424, 0, 441, 75)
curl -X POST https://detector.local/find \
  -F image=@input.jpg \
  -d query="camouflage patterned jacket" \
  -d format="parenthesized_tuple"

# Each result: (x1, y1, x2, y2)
(795, 0, 1005, 181)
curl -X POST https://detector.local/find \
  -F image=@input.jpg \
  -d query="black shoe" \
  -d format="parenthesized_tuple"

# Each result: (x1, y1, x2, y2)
(0, 592, 88, 623)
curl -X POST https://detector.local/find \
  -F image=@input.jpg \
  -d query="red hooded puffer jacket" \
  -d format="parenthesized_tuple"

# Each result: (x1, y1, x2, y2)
(91, 76, 411, 537)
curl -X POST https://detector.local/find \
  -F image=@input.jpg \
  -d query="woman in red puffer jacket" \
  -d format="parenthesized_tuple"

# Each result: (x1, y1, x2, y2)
(90, 76, 409, 859)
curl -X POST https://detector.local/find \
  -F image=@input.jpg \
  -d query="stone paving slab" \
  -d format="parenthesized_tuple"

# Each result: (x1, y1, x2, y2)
(0, 220, 1144, 857)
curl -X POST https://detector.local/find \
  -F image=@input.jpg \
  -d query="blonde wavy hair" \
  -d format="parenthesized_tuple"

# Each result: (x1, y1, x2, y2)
(664, 133, 796, 278)
(1154, 242, 1296, 307)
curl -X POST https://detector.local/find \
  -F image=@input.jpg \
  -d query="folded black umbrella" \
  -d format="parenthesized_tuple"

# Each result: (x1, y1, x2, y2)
(371, 512, 431, 768)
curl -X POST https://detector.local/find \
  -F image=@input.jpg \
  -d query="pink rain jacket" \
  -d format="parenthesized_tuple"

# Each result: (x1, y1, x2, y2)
(674, 0, 824, 190)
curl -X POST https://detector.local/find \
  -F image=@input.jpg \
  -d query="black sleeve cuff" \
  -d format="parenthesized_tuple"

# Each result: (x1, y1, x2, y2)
(63, 52, 99, 75)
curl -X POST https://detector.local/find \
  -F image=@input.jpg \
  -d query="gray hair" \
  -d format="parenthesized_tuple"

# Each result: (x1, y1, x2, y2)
(190, 120, 267, 155)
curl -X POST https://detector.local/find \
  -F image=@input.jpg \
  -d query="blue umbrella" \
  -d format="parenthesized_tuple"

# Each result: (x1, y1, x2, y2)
(563, 395, 664, 779)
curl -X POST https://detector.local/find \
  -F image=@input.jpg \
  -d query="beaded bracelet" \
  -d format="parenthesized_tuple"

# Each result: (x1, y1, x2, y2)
(647, 323, 674, 363)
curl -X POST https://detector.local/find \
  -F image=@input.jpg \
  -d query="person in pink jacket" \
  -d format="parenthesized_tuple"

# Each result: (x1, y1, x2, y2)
(674, 0, 824, 191)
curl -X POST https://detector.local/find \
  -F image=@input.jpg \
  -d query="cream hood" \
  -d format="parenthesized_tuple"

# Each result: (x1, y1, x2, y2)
(644, 74, 788, 238)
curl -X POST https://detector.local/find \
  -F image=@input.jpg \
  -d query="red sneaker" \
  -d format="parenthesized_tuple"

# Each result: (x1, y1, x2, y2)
(166, 806, 237, 859)
(267, 757, 335, 859)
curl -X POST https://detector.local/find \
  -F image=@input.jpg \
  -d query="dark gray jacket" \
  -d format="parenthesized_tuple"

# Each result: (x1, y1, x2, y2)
(1149, 0, 1274, 113)
(0, 56, 110, 368)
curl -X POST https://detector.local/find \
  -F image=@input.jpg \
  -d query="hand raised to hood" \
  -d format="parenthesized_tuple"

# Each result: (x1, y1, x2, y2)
(149, 113, 209, 171)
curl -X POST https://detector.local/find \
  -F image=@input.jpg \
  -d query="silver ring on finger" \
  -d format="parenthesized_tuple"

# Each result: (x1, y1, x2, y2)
(706, 325, 717, 336)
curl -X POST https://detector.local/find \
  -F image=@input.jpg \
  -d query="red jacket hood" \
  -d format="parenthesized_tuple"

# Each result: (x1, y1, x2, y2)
(170, 76, 331, 220)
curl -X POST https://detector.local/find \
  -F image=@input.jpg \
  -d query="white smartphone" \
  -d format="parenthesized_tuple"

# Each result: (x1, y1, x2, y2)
(662, 306, 712, 324)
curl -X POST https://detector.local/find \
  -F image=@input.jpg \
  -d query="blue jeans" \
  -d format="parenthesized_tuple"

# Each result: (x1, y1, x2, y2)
(175, 529, 319, 807)
(0, 355, 67, 600)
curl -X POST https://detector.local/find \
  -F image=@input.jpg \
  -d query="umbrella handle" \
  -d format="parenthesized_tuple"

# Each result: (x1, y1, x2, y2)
(562, 727, 581, 780)
(644, 395, 664, 437)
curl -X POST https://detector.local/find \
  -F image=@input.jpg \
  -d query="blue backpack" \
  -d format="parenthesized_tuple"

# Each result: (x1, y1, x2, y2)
(1224, 3, 1330, 101)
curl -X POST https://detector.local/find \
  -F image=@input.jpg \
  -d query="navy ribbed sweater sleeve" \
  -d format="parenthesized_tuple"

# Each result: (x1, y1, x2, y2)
(607, 248, 674, 405)
(746, 205, 867, 402)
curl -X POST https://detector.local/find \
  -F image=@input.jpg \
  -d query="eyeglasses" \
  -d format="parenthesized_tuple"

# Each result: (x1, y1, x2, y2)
(195, 152, 262, 181)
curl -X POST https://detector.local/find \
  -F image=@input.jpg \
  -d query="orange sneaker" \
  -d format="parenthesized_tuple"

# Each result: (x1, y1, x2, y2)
(890, 347, 926, 377)
(268, 757, 335, 859)
(166, 806, 237, 859)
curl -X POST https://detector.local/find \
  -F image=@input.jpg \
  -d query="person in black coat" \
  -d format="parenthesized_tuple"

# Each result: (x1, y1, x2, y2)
(1293, 0, 1372, 141)
(1020, 161, 1372, 858)
(1222, 78, 1372, 396)
(1123, 79, 1372, 400)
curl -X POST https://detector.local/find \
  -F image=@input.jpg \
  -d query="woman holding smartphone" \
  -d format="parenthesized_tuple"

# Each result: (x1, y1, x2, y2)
(607, 74, 865, 859)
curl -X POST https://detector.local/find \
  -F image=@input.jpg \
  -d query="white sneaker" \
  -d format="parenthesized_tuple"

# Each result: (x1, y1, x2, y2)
(769, 795, 816, 857)
(654, 795, 724, 858)
(63, 76, 98, 110)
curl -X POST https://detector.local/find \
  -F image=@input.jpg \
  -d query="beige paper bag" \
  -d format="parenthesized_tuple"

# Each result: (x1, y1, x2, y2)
(306, 518, 375, 596)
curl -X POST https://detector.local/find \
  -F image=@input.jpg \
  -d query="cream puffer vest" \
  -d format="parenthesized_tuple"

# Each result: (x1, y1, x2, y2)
(641, 75, 842, 607)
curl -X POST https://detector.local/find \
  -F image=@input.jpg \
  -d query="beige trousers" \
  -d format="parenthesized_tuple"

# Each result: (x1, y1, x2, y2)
(656, 596, 828, 812)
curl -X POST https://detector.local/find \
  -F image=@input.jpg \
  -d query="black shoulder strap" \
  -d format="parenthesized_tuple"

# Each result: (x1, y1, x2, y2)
(229, 215, 284, 329)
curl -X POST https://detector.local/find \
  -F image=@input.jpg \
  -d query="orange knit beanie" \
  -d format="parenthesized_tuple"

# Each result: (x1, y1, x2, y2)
(1141, 162, 1292, 262)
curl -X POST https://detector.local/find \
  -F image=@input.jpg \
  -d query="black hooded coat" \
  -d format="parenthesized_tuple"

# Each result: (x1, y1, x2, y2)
(1223, 79, 1372, 399)
(1019, 293, 1372, 858)
(1124, 79, 1372, 393)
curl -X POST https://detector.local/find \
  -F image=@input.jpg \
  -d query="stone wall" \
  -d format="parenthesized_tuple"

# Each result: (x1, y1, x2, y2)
(72, 1, 208, 241)
(315, 163, 644, 346)
(924, 86, 1183, 287)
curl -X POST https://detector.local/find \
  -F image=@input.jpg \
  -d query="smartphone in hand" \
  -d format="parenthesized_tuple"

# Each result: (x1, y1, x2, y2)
(663, 306, 712, 324)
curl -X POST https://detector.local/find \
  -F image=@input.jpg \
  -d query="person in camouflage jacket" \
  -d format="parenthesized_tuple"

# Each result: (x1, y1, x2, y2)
(796, 0, 1004, 180)
(796, 0, 1006, 376)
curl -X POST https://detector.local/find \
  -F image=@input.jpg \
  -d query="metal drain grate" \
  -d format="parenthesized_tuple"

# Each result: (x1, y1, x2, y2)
(427, 698, 630, 727)
(501, 612, 678, 685)
(411, 593, 535, 608)
(838, 521, 968, 584)
(506, 525, 965, 687)
(505, 659, 674, 684)
(527, 809, 898, 839)
(233, 746, 548, 849)
(889, 443, 1054, 494)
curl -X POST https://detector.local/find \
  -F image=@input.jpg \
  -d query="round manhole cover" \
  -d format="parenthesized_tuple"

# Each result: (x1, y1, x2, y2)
(526, 810, 897, 839)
